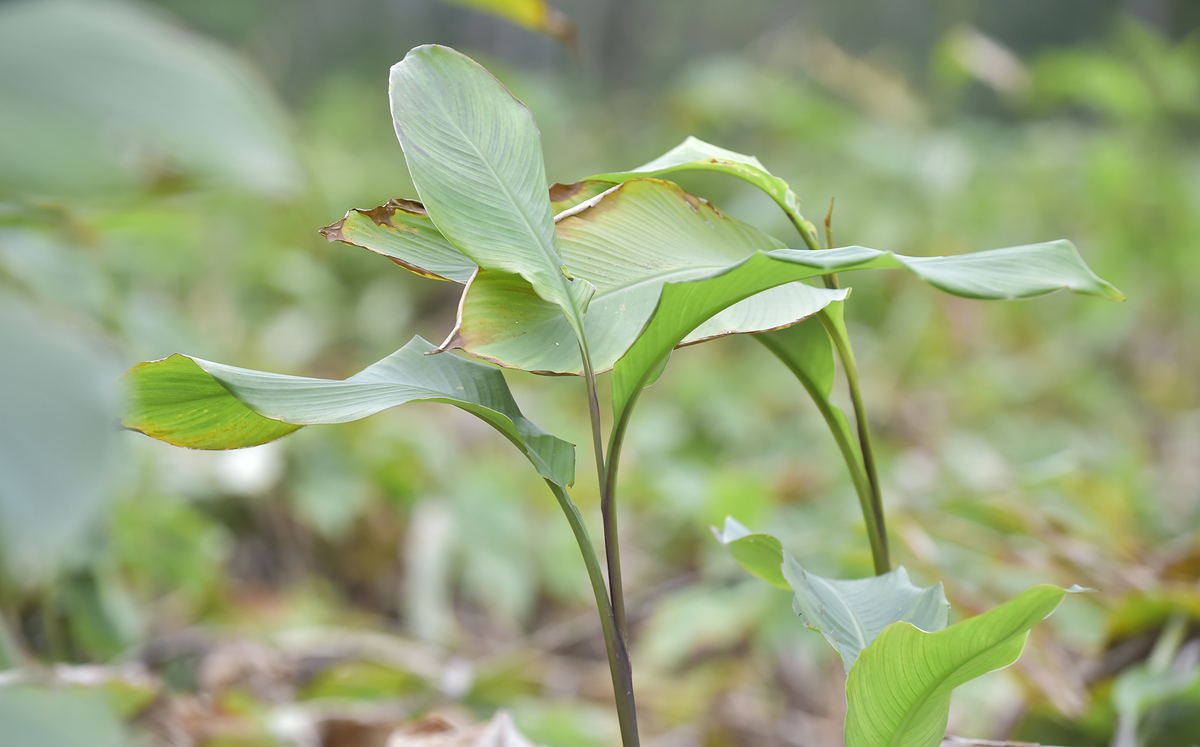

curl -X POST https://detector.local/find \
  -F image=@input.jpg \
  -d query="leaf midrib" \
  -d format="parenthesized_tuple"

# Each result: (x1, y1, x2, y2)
(882, 623, 1031, 747)
(417, 70, 571, 313)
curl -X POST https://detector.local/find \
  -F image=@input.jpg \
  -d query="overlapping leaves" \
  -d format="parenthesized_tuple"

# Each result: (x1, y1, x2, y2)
(714, 517, 949, 672)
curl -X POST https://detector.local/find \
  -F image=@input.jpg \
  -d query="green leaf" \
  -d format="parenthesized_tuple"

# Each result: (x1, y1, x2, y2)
(121, 336, 574, 487)
(319, 182, 616, 284)
(0, 0, 300, 197)
(443, 179, 847, 375)
(711, 516, 789, 590)
(1111, 614, 1200, 743)
(782, 554, 949, 672)
(0, 301, 124, 582)
(319, 198, 476, 283)
(844, 585, 1073, 747)
(612, 239, 1123, 427)
(588, 136, 798, 214)
(389, 45, 593, 341)
(714, 517, 948, 671)
(0, 688, 128, 747)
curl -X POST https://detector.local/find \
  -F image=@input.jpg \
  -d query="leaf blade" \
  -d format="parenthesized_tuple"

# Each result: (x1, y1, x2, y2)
(446, 179, 845, 375)
(844, 585, 1072, 747)
(388, 45, 591, 338)
(319, 198, 477, 283)
(121, 337, 575, 487)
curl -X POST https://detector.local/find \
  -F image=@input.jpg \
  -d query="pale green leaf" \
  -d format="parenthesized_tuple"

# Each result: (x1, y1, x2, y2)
(782, 554, 949, 672)
(845, 585, 1073, 747)
(442, 179, 846, 375)
(0, 302, 123, 582)
(388, 45, 592, 340)
(121, 336, 574, 487)
(0, 688, 127, 747)
(714, 517, 949, 670)
(612, 240, 1123, 426)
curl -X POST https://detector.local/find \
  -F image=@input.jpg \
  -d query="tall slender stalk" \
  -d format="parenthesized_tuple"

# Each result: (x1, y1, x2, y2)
(546, 482, 639, 747)
(777, 193, 891, 574)
(579, 342, 639, 746)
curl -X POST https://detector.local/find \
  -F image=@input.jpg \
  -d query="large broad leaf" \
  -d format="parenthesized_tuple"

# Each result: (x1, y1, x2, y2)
(0, 0, 300, 197)
(611, 240, 1123, 429)
(844, 585, 1073, 747)
(588, 136, 799, 215)
(121, 336, 574, 487)
(442, 179, 848, 374)
(0, 301, 124, 582)
(713, 516, 949, 671)
(0, 688, 128, 747)
(389, 45, 593, 341)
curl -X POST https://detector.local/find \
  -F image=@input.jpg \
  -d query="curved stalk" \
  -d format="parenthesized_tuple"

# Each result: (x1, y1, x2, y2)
(546, 481, 639, 747)
(816, 313, 890, 573)
(755, 334, 885, 569)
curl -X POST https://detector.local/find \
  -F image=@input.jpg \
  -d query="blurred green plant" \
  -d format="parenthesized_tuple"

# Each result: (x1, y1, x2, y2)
(118, 43, 1124, 747)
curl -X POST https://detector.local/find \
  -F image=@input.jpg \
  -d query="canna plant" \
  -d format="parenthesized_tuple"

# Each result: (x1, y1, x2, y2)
(121, 45, 1124, 747)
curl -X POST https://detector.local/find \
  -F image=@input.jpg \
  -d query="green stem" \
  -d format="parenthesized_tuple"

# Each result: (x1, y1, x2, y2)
(546, 482, 639, 747)
(580, 353, 628, 638)
(777, 192, 890, 574)
(577, 340, 639, 746)
(818, 313, 890, 573)
(755, 334, 880, 566)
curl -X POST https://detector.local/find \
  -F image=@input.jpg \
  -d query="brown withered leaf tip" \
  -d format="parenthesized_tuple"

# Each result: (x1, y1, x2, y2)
(319, 199, 428, 242)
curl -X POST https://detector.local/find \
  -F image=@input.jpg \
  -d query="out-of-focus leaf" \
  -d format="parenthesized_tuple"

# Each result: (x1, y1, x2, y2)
(589, 136, 799, 215)
(1111, 614, 1200, 747)
(782, 555, 949, 672)
(844, 585, 1073, 747)
(443, 179, 847, 374)
(441, 0, 576, 47)
(714, 516, 948, 671)
(611, 239, 1123, 428)
(0, 301, 123, 582)
(319, 199, 477, 283)
(389, 45, 594, 342)
(0, 687, 128, 747)
(299, 660, 429, 701)
(711, 516, 788, 590)
(120, 336, 574, 487)
(0, 0, 300, 197)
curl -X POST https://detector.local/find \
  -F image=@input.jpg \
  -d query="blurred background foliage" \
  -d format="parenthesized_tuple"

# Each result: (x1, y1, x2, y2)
(0, 0, 1198, 745)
